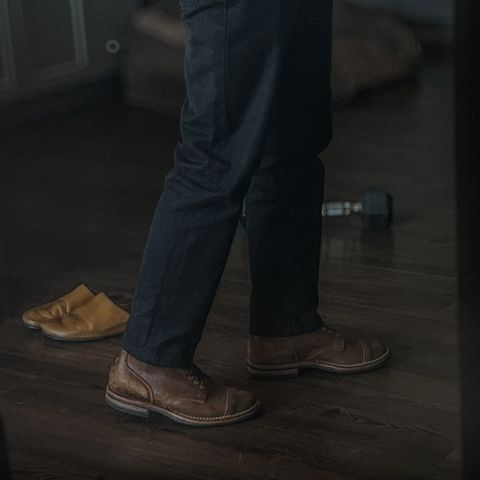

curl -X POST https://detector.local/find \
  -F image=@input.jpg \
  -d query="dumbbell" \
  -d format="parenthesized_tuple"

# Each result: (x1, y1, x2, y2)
(239, 188, 393, 230)
(322, 189, 393, 230)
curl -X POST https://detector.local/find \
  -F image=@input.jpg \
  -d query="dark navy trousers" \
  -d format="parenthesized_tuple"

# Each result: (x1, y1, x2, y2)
(123, 0, 333, 367)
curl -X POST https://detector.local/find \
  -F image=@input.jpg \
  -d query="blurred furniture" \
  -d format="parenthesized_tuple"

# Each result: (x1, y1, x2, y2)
(123, 0, 422, 114)
(351, 0, 453, 25)
(0, 0, 142, 108)
(351, 0, 454, 46)
(332, 0, 422, 103)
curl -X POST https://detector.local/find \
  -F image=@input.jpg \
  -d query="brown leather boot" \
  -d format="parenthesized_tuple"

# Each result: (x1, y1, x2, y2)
(105, 350, 261, 427)
(247, 325, 391, 378)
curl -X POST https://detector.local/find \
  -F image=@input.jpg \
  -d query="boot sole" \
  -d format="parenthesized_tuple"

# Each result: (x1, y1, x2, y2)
(105, 388, 261, 427)
(247, 348, 391, 379)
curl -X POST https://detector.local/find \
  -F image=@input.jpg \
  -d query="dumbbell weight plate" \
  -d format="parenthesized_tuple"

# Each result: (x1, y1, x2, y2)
(361, 189, 393, 230)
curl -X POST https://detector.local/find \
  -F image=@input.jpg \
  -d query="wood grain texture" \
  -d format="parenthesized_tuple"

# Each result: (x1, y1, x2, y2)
(0, 48, 459, 479)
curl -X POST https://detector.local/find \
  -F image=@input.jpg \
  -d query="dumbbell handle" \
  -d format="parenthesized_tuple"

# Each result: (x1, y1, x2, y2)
(322, 201, 363, 217)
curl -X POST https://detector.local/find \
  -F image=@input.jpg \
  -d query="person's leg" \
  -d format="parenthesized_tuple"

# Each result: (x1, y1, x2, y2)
(243, 0, 392, 377)
(122, 0, 313, 368)
(245, 0, 333, 337)
(246, 151, 327, 337)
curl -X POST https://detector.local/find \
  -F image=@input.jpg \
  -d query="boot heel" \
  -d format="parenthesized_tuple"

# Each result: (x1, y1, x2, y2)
(247, 364, 300, 379)
(105, 391, 150, 417)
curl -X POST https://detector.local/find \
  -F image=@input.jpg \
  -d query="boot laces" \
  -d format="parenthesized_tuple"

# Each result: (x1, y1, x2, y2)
(321, 324, 339, 335)
(183, 364, 207, 390)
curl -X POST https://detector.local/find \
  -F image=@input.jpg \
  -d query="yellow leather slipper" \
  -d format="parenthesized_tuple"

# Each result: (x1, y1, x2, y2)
(40, 292, 129, 342)
(22, 283, 95, 330)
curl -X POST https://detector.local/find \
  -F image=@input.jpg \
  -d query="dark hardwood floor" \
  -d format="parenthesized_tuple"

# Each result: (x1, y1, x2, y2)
(0, 48, 459, 480)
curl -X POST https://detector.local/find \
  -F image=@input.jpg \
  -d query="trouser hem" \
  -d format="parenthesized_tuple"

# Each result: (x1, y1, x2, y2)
(249, 315, 324, 338)
(122, 341, 195, 369)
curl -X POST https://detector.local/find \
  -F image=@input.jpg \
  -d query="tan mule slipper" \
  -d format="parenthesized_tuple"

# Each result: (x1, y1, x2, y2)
(40, 292, 129, 342)
(22, 283, 95, 330)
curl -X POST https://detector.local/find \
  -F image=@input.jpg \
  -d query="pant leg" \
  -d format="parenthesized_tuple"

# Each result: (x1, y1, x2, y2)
(246, 0, 333, 336)
(122, 0, 333, 367)
(246, 150, 327, 337)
